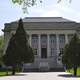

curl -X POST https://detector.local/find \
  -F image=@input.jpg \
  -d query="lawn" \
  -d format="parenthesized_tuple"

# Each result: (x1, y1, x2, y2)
(0, 66, 21, 76)
(0, 71, 12, 76)
(66, 68, 80, 76)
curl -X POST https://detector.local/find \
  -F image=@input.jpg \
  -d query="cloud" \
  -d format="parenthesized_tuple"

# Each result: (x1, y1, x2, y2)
(39, 3, 80, 22)
(26, 3, 80, 23)
(53, 4, 80, 22)
(27, 4, 61, 17)
(40, 10, 61, 17)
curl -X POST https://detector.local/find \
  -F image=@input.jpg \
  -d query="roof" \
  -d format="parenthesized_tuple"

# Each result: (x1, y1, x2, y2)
(21, 17, 75, 23)
(4, 17, 79, 32)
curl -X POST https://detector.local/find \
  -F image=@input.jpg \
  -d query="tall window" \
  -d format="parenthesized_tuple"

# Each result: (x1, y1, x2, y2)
(50, 48, 56, 56)
(59, 34, 65, 44)
(59, 34, 65, 49)
(50, 34, 56, 44)
(41, 35, 47, 48)
(32, 34, 38, 55)
(50, 34, 56, 56)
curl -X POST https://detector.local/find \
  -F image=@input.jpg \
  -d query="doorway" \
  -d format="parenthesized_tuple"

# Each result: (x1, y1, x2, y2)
(41, 48, 47, 58)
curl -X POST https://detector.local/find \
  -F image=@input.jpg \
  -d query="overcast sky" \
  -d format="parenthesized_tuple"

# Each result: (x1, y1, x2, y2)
(0, 0, 80, 35)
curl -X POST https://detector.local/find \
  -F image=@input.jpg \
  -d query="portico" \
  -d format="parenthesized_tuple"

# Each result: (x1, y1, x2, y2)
(28, 33, 73, 58)
(27, 33, 74, 70)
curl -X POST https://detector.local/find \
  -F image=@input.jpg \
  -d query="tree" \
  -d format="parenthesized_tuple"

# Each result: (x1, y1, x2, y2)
(0, 36, 4, 66)
(60, 34, 80, 76)
(12, 0, 71, 13)
(3, 19, 34, 75)
(12, 0, 43, 13)
(14, 19, 34, 63)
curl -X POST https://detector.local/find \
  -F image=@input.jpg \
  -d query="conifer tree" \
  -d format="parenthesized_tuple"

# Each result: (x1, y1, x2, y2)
(3, 19, 34, 75)
(60, 34, 80, 76)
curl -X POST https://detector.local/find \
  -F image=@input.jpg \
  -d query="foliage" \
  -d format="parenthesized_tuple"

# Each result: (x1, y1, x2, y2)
(60, 34, 80, 76)
(0, 36, 4, 55)
(12, 0, 71, 13)
(3, 19, 34, 75)
(0, 36, 4, 65)
(12, 0, 42, 13)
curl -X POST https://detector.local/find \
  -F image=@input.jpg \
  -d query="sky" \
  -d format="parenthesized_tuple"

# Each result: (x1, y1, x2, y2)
(1, 0, 80, 35)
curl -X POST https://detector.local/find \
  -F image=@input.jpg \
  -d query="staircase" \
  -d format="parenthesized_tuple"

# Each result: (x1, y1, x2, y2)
(38, 59, 50, 71)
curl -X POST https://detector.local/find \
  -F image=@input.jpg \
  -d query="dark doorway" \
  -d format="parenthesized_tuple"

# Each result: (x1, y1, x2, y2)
(41, 48, 47, 58)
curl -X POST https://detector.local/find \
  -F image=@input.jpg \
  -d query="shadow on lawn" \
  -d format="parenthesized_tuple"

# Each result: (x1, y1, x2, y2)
(0, 73, 27, 77)
(58, 74, 80, 78)
(10, 73, 27, 76)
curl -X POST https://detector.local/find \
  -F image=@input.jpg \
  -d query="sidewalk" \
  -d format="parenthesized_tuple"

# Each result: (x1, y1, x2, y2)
(0, 72, 80, 80)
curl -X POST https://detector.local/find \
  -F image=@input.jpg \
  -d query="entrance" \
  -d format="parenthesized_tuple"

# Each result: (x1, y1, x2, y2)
(41, 48, 47, 58)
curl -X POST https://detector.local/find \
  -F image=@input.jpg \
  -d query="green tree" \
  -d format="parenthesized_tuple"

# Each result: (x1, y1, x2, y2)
(0, 36, 4, 66)
(12, 0, 71, 5)
(12, 0, 71, 13)
(60, 34, 80, 76)
(3, 19, 34, 75)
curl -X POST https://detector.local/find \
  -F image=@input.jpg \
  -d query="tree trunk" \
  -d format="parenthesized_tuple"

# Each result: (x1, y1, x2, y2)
(73, 66, 77, 76)
(12, 66, 16, 75)
(6, 69, 8, 75)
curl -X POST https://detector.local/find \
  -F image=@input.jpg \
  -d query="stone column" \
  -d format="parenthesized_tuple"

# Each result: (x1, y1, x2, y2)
(38, 34, 41, 58)
(56, 34, 59, 56)
(56, 34, 60, 64)
(47, 34, 50, 58)
(65, 34, 68, 44)
(29, 34, 32, 46)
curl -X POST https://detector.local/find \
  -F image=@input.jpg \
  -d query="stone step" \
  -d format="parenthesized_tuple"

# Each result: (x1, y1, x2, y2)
(23, 67, 65, 72)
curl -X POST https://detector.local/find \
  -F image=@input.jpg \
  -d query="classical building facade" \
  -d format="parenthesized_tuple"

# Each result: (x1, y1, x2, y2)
(3, 17, 80, 71)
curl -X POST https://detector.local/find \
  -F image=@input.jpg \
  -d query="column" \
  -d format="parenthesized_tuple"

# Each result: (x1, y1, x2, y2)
(56, 34, 59, 56)
(56, 34, 60, 64)
(29, 34, 31, 46)
(47, 34, 50, 57)
(38, 34, 41, 57)
(65, 34, 68, 44)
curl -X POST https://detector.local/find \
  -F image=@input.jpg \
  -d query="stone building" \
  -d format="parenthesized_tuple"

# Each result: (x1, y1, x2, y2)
(3, 17, 80, 71)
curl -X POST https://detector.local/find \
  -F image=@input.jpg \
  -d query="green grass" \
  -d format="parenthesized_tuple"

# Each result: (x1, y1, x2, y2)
(0, 71, 12, 76)
(0, 69, 21, 76)
(0, 67, 22, 76)
(66, 68, 80, 76)
(0, 72, 7, 76)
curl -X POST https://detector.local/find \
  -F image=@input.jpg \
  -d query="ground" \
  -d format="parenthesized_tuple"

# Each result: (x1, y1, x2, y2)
(0, 72, 80, 80)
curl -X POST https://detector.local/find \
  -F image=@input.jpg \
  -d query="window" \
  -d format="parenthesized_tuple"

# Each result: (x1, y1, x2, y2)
(32, 34, 38, 48)
(59, 34, 65, 44)
(50, 35, 56, 44)
(32, 35, 38, 44)
(50, 48, 55, 56)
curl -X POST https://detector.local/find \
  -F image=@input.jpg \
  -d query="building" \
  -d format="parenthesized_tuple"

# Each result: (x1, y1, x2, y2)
(3, 17, 80, 71)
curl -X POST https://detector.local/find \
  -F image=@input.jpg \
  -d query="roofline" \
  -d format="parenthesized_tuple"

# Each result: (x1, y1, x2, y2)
(5, 17, 77, 24)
